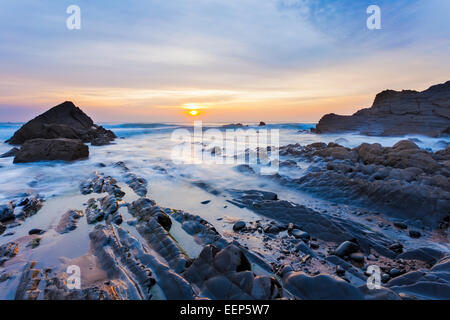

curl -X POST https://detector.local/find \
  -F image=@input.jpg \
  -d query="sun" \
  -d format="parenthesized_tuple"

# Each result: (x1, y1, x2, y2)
(189, 109, 199, 116)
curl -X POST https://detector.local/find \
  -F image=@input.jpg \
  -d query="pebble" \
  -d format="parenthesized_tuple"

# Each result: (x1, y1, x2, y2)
(367, 254, 377, 261)
(335, 241, 359, 257)
(389, 268, 403, 277)
(409, 230, 421, 238)
(28, 229, 45, 235)
(388, 243, 403, 254)
(349, 252, 365, 263)
(233, 221, 246, 231)
(291, 229, 310, 240)
(393, 222, 408, 229)
(336, 265, 345, 276)
(310, 242, 320, 250)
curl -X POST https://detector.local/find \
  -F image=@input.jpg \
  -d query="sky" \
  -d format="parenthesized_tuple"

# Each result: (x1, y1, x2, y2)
(0, 0, 449, 123)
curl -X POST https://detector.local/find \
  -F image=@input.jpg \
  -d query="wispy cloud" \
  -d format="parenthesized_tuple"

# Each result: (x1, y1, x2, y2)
(0, 0, 448, 122)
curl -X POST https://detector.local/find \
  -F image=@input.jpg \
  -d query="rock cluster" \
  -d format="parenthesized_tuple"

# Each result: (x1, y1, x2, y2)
(279, 140, 450, 227)
(4, 101, 116, 163)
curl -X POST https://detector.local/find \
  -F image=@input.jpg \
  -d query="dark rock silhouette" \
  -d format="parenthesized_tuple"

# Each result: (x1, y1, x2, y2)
(6, 101, 116, 145)
(316, 81, 450, 137)
(0, 147, 19, 158)
(13, 138, 89, 163)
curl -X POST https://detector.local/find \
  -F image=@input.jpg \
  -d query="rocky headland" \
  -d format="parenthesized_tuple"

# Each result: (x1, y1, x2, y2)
(316, 81, 450, 137)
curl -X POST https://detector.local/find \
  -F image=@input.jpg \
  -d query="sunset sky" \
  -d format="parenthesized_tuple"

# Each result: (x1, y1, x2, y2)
(0, 0, 449, 123)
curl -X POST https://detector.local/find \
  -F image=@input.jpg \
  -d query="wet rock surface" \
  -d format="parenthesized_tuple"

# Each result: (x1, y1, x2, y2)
(183, 244, 282, 300)
(56, 210, 84, 234)
(0, 158, 448, 300)
(278, 140, 450, 227)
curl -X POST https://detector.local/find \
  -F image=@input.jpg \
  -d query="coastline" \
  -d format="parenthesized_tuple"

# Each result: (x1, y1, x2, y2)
(0, 121, 449, 300)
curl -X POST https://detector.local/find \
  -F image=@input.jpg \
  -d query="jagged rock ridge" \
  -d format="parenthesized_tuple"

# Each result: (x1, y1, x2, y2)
(316, 81, 450, 137)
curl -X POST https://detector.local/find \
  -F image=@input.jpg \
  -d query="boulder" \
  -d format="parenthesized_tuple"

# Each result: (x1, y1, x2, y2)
(335, 241, 360, 257)
(13, 138, 89, 163)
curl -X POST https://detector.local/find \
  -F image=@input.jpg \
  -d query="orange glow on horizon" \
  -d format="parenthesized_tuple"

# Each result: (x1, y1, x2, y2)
(189, 109, 199, 116)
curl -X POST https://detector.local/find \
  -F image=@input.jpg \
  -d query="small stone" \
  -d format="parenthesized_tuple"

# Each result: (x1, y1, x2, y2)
(126, 219, 138, 226)
(409, 230, 421, 238)
(336, 265, 345, 276)
(393, 222, 408, 229)
(291, 229, 310, 240)
(201, 200, 211, 205)
(335, 241, 359, 257)
(381, 273, 391, 283)
(349, 252, 365, 263)
(28, 238, 41, 249)
(389, 268, 403, 277)
(310, 242, 320, 250)
(264, 225, 280, 234)
(233, 221, 246, 232)
(388, 243, 403, 254)
(367, 254, 377, 261)
(28, 229, 45, 235)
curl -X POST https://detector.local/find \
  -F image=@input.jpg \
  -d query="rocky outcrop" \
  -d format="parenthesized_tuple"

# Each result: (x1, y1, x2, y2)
(316, 81, 450, 137)
(80, 171, 125, 198)
(13, 138, 89, 163)
(0, 148, 19, 158)
(278, 140, 450, 227)
(387, 256, 450, 299)
(5, 101, 116, 163)
(6, 101, 115, 145)
(56, 210, 84, 234)
(227, 189, 397, 258)
(114, 162, 148, 197)
(0, 242, 18, 266)
(0, 203, 15, 222)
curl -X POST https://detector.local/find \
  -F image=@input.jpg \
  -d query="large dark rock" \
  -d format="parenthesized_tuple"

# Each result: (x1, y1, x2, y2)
(316, 81, 450, 137)
(13, 138, 89, 163)
(6, 101, 115, 145)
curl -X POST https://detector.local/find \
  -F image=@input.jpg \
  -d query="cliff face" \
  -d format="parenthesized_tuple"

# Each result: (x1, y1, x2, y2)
(316, 81, 450, 137)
